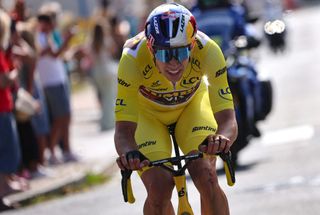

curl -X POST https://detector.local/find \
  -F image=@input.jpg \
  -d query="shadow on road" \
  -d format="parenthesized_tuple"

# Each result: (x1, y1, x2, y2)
(216, 161, 260, 176)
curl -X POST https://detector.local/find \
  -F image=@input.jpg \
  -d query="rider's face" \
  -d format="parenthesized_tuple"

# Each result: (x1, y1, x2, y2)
(153, 45, 191, 83)
(155, 58, 188, 83)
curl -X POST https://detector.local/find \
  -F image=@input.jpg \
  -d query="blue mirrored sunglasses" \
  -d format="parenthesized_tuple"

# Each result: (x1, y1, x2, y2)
(154, 46, 190, 63)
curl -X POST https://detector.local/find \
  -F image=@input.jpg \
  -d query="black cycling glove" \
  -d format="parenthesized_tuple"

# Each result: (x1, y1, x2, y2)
(125, 150, 148, 163)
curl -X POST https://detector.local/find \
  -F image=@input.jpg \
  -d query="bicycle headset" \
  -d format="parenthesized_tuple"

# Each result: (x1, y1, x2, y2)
(144, 3, 198, 63)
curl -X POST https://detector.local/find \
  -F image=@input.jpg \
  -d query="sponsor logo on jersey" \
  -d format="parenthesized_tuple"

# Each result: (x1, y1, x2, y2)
(151, 80, 161, 88)
(192, 126, 216, 133)
(215, 67, 227, 78)
(142, 64, 153, 79)
(218, 87, 233, 101)
(118, 78, 131, 87)
(152, 87, 168, 91)
(138, 140, 157, 149)
(115, 98, 126, 113)
(115, 99, 127, 106)
(139, 82, 200, 106)
(195, 38, 203, 49)
(180, 59, 201, 88)
(191, 58, 201, 70)
(181, 77, 200, 86)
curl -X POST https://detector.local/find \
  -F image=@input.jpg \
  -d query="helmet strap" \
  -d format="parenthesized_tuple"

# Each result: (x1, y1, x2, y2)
(190, 39, 196, 50)
(147, 39, 155, 54)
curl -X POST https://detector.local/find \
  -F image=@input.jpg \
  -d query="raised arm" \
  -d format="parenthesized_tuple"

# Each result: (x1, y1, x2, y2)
(0, 69, 18, 89)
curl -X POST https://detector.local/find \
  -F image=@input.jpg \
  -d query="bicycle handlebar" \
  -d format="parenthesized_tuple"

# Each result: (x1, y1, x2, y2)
(121, 151, 235, 203)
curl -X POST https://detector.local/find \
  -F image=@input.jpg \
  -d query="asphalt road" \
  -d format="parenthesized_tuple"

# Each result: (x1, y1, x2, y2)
(3, 4, 320, 215)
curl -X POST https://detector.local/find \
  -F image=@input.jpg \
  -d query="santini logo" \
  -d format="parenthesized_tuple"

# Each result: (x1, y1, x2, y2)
(118, 78, 130, 87)
(192, 126, 216, 132)
(215, 67, 227, 78)
(138, 140, 156, 149)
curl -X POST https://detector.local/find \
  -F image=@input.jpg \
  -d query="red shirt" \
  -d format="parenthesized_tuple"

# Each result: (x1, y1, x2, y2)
(0, 50, 13, 112)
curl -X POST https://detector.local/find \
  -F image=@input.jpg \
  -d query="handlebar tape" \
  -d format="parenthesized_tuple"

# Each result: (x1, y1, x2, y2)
(219, 151, 236, 186)
(121, 169, 135, 203)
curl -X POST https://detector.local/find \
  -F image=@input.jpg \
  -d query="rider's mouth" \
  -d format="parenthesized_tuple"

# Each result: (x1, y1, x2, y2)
(167, 69, 181, 74)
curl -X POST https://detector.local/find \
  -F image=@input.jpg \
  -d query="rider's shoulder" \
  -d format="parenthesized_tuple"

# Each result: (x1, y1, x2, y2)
(123, 32, 147, 58)
(195, 31, 220, 50)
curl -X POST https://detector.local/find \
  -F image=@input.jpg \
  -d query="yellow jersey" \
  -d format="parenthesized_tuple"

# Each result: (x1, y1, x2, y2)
(115, 31, 233, 123)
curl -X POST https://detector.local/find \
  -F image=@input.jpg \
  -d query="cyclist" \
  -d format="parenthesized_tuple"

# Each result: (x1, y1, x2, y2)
(114, 3, 238, 214)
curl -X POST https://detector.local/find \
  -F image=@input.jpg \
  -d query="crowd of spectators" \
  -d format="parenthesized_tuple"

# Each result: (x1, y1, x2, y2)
(0, 0, 134, 209)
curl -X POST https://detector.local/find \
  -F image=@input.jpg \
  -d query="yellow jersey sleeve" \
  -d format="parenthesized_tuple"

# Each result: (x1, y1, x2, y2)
(115, 51, 142, 122)
(203, 39, 234, 113)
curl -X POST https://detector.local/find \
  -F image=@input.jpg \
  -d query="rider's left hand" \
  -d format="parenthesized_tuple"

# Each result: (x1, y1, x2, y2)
(199, 134, 231, 155)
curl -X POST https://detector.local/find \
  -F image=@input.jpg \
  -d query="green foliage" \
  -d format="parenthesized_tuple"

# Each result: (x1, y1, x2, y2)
(20, 172, 110, 207)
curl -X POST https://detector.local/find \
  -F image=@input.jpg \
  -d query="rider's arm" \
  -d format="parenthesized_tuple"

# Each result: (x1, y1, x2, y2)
(114, 121, 137, 155)
(204, 38, 234, 113)
(49, 30, 73, 58)
(202, 38, 238, 153)
(115, 44, 148, 169)
(115, 40, 142, 122)
(114, 121, 140, 169)
(214, 109, 238, 149)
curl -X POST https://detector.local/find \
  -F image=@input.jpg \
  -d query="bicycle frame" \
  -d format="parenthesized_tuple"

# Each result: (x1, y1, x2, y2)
(121, 124, 235, 215)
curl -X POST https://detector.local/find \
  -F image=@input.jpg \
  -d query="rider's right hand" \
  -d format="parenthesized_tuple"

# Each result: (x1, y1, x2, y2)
(116, 150, 150, 171)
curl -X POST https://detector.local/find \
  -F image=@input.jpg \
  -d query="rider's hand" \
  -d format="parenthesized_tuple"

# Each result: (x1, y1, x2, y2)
(116, 150, 150, 171)
(199, 134, 231, 155)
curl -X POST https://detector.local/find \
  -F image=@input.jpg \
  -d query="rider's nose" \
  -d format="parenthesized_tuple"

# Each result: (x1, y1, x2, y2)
(168, 58, 181, 66)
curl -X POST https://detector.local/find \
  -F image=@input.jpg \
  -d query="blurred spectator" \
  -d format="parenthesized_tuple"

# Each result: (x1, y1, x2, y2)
(14, 20, 51, 171)
(10, 0, 29, 22)
(0, 9, 26, 208)
(93, 0, 114, 21)
(138, 0, 163, 31)
(39, 2, 77, 160)
(35, 13, 76, 164)
(88, 21, 117, 131)
(9, 17, 42, 179)
(109, 16, 130, 60)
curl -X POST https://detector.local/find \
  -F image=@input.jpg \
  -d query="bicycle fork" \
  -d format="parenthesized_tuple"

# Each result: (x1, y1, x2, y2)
(173, 174, 194, 215)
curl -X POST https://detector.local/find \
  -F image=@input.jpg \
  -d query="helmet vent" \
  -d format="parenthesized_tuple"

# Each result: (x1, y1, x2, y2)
(172, 18, 180, 38)
(159, 18, 168, 37)
(158, 16, 180, 39)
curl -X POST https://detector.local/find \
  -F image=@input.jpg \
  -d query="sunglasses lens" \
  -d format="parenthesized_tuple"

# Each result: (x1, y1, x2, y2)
(176, 47, 190, 62)
(154, 49, 170, 63)
(154, 47, 190, 63)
